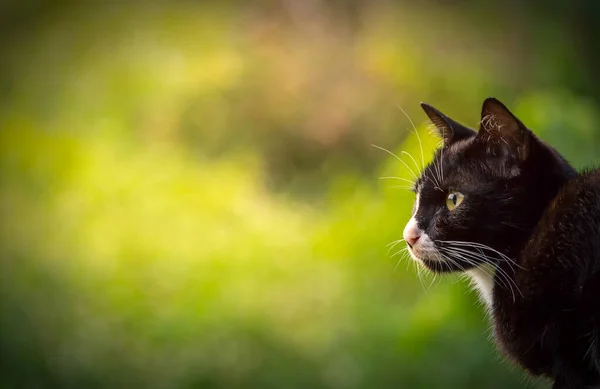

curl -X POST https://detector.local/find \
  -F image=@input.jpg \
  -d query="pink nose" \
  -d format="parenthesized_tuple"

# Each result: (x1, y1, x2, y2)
(403, 221, 422, 248)
(405, 231, 421, 248)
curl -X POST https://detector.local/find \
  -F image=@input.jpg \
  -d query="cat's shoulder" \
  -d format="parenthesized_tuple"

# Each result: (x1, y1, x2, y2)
(540, 166, 600, 235)
(532, 166, 600, 240)
(559, 166, 600, 200)
(519, 166, 600, 287)
(577, 166, 600, 186)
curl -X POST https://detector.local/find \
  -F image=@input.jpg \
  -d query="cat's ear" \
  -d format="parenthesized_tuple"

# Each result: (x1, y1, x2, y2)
(420, 102, 476, 145)
(478, 98, 530, 162)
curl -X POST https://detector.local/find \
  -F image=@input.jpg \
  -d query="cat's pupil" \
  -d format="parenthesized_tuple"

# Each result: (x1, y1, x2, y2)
(445, 191, 464, 210)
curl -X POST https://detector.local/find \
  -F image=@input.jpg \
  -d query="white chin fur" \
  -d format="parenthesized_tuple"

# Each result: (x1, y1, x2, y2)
(409, 244, 496, 309)
(409, 244, 496, 310)
(466, 264, 496, 309)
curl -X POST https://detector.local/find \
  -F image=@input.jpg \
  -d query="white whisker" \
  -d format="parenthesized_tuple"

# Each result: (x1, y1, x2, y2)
(386, 239, 406, 255)
(439, 244, 523, 302)
(397, 105, 425, 170)
(379, 176, 415, 185)
(401, 150, 421, 176)
(443, 248, 513, 300)
(440, 141, 444, 182)
(371, 144, 419, 181)
(439, 240, 524, 270)
(386, 238, 406, 248)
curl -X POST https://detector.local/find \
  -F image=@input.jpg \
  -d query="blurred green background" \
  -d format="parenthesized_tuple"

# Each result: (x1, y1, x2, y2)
(1, 1, 600, 388)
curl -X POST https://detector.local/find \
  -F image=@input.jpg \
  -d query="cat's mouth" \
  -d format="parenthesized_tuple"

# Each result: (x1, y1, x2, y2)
(407, 238, 478, 273)
(407, 239, 445, 267)
(408, 244, 457, 273)
(408, 239, 494, 273)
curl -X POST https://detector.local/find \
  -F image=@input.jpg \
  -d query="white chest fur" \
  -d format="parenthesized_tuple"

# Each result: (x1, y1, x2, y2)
(466, 264, 496, 309)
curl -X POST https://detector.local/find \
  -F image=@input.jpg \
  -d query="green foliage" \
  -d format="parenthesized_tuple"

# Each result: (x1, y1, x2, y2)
(0, 122, 536, 389)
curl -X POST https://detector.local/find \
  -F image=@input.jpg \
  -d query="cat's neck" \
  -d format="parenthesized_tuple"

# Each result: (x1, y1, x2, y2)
(467, 264, 496, 309)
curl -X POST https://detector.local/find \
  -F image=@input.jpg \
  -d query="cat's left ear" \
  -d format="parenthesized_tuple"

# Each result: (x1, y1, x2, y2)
(478, 98, 531, 162)
(420, 102, 476, 145)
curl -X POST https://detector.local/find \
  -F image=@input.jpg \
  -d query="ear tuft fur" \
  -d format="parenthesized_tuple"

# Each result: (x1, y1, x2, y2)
(479, 98, 530, 162)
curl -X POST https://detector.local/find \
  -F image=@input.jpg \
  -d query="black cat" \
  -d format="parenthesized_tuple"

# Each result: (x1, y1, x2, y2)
(402, 98, 600, 388)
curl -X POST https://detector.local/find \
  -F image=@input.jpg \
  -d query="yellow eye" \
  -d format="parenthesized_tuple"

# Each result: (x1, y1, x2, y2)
(446, 191, 464, 210)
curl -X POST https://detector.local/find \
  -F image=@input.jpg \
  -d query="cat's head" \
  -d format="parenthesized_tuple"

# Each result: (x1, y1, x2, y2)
(403, 98, 575, 273)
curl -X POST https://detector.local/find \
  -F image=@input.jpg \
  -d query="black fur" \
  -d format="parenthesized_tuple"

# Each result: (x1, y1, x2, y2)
(407, 98, 600, 388)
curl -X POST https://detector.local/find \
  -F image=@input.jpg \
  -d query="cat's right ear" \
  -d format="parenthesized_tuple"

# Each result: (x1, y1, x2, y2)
(420, 103, 476, 145)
